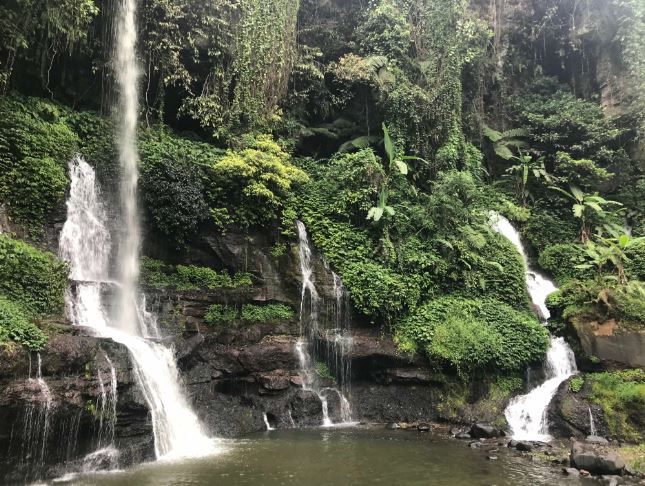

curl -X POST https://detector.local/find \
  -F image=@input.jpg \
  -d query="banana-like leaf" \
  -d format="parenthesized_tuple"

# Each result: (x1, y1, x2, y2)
(483, 125, 503, 142)
(383, 123, 394, 162)
(570, 185, 584, 201)
(494, 145, 513, 160)
(338, 135, 381, 153)
(619, 234, 630, 247)
(573, 204, 584, 217)
(395, 160, 408, 175)
(522, 163, 529, 185)
(384, 205, 395, 216)
(585, 201, 603, 213)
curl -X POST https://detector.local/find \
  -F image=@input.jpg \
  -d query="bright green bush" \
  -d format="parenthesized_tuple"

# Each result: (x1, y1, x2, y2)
(395, 296, 549, 374)
(240, 303, 295, 322)
(203, 304, 238, 326)
(570, 376, 584, 393)
(140, 257, 252, 290)
(538, 243, 590, 283)
(208, 135, 309, 229)
(0, 296, 47, 350)
(0, 234, 68, 317)
(625, 244, 645, 281)
(589, 369, 645, 442)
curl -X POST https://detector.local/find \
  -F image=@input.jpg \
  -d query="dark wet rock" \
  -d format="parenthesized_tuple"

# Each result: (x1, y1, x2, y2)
(470, 423, 500, 439)
(570, 440, 626, 475)
(0, 334, 154, 484)
(563, 467, 581, 476)
(238, 336, 299, 372)
(417, 423, 431, 432)
(516, 441, 533, 452)
(601, 475, 622, 486)
(549, 378, 610, 440)
(469, 441, 482, 449)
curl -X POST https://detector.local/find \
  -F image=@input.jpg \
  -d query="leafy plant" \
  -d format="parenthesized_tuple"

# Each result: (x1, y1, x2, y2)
(550, 184, 622, 242)
(240, 304, 295, 322)
(570, 376, 584, 393)
(140, 257, 252, 291)
(0, 234, 68, 317)
(0, 296, 47, 350)
(203, 304, 238, 326)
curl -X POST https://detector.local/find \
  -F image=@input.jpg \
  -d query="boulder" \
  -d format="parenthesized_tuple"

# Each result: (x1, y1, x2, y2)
(570, 440, 626, 475)
(516, 441, 533, 452)
(470, 423, 500, 439)
(455, 432, 471, 439)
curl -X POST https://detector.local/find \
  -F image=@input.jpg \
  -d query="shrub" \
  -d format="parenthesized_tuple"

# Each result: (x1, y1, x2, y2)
(589, 370, 645, 442)
(203, 304, 238, 326)
(0, 296, 47, 350)
(208, 134, 309, 229)
(0, 95, 77, 227)
(395, 296, 549, 374)
(0, 235, 68, 317)
(570, 376, 584, 393)
(538, 243, 591, 283)
(1, 156, 68, 228)
(140, 257, 252, 290)
(240, 304, 295, 322)
(522, 210, 578, 254)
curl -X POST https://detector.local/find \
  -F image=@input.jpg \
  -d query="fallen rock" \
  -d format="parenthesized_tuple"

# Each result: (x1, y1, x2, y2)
(571, 441, 626, 475)
(469, 441, 482, 449)
(417, 423, 431, 432)
(385, 422, 400, 430)
(455, 432, 471, 439)
(563, 467, 580, 476)
(470, 423, 500, 439)
(449, 427, 462, 436)
(508, 439, 518, 448)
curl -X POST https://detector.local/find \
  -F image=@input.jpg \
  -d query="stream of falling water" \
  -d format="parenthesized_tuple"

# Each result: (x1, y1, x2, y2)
(58, 0, 219, 461)
(489, 212, 578, 441)
(295, 221, 354, 425)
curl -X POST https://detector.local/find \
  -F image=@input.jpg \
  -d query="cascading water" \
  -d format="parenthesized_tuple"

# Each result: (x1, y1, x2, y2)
(588, 405, 597, 436)
(490, 212, 577, 441)
(60, 161, 216, 461)
(295, 221, 354, 425)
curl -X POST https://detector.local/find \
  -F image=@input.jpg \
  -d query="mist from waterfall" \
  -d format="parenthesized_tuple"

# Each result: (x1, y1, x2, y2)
(489, 212, 577, 441)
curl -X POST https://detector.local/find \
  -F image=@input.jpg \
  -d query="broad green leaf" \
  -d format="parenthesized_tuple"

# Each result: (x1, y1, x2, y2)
(619, 234, 630, 247)
(372, 207, 384, 221)
(570, 185, 584, 201)
(494, 145, 513, 160)
(382, 123, 394, 162)
(573, 204, 584, 218)
(384, 206, 395, 216)
(394, 160, 408, 175)
(584, 201, 603, 212)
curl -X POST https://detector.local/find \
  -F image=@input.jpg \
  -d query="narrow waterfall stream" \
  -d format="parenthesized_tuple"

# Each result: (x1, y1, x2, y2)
(57, 0, 218, 461)
(489, 213, 578, 441)
(295, 221, 354, 425)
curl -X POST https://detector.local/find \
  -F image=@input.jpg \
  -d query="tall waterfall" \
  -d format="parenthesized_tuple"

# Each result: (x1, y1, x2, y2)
(114, 0, 141, 336)
(58, 0, 222, 458)
(61, 156, 217, 459)
(295, 221, 353, 425)
(490, 212, 577, 441)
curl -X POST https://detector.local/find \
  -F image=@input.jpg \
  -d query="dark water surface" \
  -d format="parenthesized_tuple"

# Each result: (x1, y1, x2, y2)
(62, 428, 594, 486)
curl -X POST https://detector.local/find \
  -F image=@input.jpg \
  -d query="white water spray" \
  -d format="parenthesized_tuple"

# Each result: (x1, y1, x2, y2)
(490, 212, 577, 441)
(262, 413, 275, 431)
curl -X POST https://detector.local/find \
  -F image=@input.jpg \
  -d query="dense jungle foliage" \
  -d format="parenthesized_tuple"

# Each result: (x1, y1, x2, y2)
(0, 0, 644, 378)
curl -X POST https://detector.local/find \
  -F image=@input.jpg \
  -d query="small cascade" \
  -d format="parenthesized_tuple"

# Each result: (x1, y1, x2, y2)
(262, 413, 275, 431)
(588, 406, 597, 436)
(295, 221, 354, 426)
(490, 212, 578, 441)
(17, 353, 53, 481)
(96, 355, 118, 447)
(59, 156, 217, 462)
